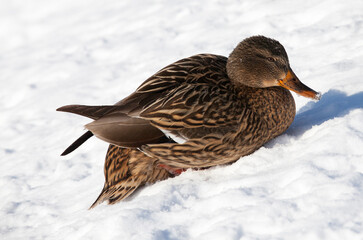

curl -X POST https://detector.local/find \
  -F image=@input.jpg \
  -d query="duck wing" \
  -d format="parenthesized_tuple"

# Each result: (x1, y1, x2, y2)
(57, 105, 169, 154)
(85, 112, 169, 147)
(121, 54, 268, 168)
(59, 54, 268, 164)
(85, 54, 245, 146)
(121, 54, 243, 130)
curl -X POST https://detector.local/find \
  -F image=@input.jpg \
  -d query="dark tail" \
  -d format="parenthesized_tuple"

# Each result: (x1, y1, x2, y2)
(61, 131, 94, 156)
(57, 105, 118, 120)
(57, 104, 115, 156)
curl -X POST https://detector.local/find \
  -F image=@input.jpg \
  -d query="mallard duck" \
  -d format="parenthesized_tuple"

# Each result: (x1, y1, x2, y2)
(58, 36, 320, 208)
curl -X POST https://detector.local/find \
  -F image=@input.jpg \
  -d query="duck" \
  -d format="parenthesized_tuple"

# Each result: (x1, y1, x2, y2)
(57, 35, 321, 208)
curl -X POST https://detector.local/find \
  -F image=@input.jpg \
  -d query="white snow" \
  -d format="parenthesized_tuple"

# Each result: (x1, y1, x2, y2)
(1, 0, 363, 239)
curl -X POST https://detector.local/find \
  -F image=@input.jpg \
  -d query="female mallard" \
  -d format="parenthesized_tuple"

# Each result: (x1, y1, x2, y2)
(58, 36, 320, 208)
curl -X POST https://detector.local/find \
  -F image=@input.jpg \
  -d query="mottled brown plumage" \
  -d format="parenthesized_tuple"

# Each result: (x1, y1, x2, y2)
(57, 36, 320, 208)
(89, 145, 171, 208)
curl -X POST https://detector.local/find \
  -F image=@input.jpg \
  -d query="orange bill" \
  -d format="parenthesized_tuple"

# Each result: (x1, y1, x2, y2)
(278, 69, 321, 100)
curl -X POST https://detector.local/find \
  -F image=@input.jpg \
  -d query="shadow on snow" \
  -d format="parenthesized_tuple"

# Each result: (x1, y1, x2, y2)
(286, 89, 363, 137)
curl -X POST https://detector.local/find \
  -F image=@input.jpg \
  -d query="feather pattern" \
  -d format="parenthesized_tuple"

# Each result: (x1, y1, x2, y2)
(90, 144, 171, 208)
(58, 36, 321, 207)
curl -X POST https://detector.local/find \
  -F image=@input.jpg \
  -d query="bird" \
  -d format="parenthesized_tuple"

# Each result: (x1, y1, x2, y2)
(57, 35, 321, 208)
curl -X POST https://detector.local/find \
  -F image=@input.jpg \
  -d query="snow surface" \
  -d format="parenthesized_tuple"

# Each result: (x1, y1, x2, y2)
(1, 0, 363, 239)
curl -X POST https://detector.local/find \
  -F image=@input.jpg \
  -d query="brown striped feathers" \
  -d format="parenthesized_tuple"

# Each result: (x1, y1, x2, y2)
(58, 36, 320, 207)
(90, 145, 171, 208)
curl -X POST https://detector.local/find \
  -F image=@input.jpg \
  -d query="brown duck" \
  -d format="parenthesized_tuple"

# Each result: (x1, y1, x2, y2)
(58, 36, 320, 208)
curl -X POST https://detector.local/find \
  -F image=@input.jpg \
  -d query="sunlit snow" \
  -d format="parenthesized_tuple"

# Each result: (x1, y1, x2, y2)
(1, 0, 363, 239)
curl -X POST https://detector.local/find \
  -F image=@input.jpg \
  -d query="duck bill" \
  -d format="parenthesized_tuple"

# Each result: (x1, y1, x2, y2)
(278, 69, 321, 100)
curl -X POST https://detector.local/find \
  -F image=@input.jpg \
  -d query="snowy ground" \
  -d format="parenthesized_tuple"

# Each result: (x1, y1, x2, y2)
(1, 0, 363, 239)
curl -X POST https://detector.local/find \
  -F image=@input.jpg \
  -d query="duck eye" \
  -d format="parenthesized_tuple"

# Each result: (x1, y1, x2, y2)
(267, 57, 276, 62)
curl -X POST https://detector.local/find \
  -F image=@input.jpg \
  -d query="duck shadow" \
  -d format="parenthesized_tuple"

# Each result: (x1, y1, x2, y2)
(285, 89, 363, 137)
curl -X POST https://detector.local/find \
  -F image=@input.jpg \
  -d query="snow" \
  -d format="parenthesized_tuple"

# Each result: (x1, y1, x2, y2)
(1, 0, 363, 239)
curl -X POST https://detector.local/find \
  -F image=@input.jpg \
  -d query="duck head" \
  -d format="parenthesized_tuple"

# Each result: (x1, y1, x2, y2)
(227, 36, 321, 100)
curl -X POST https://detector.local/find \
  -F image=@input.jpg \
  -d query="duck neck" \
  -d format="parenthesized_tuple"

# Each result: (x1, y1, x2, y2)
(239, 86, 296, 137)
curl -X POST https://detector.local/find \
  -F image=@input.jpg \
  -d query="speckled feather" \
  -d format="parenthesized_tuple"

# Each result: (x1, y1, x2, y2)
(90, 145, 171, 208)
(89, 54, 295, 206)
(58, 36, 311, 207)
(130, 54, 295, 168)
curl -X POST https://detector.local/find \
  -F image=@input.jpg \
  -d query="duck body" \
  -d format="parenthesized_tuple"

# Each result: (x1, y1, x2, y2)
(120, 54, 296, 167)
(58, 36, 318, 208)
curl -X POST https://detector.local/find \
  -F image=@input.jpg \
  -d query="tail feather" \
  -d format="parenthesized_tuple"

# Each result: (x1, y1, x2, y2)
(57, 104, 121, 155)
(57, 105, 118, 120)
(89, 144, 171, 209)
(60, 131, 94, 156)
(57, 104, 160, 153)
